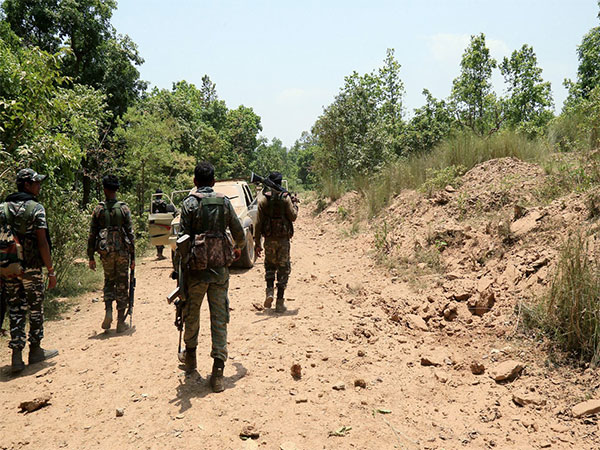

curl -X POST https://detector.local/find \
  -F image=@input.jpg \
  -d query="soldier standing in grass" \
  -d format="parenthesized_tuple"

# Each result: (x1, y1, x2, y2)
(87, 175, 135, 333)
(254, 172, 298, 313)
(0, 169, 58, 373)
(176, 161, 245, 392)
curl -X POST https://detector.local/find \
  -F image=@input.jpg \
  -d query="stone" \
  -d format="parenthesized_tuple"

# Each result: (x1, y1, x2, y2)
(470, 362, 485, 375)
(357, 349, 366, 357)
(454, 291, 472, 301)
(18, 395, 51, 413)
(406, 314, 429, 332)
(240, 425, 260, 440)
(445, 185, 456, 193)
(512, 391, 547, 407)
(332, 381, 346, 391)
(490, 360, 524, 382)
(468, 289, 495, 316)
(290, 363, 302, 380)
(420, 353, 444, 367)
(280, 442, 299, 450)
(572, 399, 600, 418)
(434, 370, 448, 383)
(115, 408, 125, 417)
(443, 305, 458, 321)
(354, 379, 367, 389)
(510, 211, 543, 237)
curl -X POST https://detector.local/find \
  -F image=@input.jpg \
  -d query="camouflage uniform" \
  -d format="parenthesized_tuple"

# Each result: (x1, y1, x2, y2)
(87, 200, 135, 312)
(179, 186, 245, 361)
(254, 189, 298, 300)
(0, 196, 49, 350)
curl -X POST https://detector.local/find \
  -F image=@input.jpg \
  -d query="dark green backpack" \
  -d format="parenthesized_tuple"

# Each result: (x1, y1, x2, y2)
(96, 201, 126, 257)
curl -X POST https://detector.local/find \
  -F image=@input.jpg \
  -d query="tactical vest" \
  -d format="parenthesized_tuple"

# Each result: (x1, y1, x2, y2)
(0, 200, 42, 271)
(96, 201, 128, 257)
(188, 192, 234, 270)
(264, 192, 293, 239)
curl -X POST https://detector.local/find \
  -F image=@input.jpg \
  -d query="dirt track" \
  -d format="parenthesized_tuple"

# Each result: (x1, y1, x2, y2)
(0, 208, 595, 449)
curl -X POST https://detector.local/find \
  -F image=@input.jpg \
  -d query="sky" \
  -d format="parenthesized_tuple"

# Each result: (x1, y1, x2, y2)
(112, 0, 599, 147)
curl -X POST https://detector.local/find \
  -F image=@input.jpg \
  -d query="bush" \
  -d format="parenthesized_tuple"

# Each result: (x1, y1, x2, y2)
(523, 232, 600, 364)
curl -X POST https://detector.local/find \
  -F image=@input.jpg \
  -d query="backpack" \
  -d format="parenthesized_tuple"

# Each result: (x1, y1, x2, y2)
(96, 201, 127, 257)
(187, 192, 234, 270)
(263, 192, 293, 239)
(0, 201, 36, 279)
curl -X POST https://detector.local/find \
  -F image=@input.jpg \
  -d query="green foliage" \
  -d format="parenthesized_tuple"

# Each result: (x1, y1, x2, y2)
(420, 165, 466, 197)
(523, 233, 600, 365)
(403, 89, 454, 153)
(500, 44, 554, 135)
(565, 25, 600, 106)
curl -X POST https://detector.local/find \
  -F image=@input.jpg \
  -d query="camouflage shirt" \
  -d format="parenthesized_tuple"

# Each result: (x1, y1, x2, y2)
(1, 193, 48, 268)
(179, 187, 245, 248)
(254, 188, 298, 244)
(87, 199, 135, 260)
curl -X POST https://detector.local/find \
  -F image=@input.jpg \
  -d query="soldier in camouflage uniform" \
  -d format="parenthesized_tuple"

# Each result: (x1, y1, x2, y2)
(0, 169, 59, 373)
(177, 162, 245, 392)
(254, 172, 298, 313)
(87, 175, 135, 333)
(151, 188, 169, 260)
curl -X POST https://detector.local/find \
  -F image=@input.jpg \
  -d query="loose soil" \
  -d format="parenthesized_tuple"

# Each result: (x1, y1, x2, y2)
(2, 159, 600, 449)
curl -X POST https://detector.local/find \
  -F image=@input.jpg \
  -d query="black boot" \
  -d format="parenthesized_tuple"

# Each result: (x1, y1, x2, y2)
(275, 287, 286, 313)
(116, 309, 130, 333)
(11, 348, 25, 373)
(28, 343, 58, 365)
(210, 358, 225, 393)
(184, 346, 197, 374)
(101, 304, 112, 330)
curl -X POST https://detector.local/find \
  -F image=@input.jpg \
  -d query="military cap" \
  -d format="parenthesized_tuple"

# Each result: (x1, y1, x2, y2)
(16, 168, 47, 183)
(102, 174, 120, 190)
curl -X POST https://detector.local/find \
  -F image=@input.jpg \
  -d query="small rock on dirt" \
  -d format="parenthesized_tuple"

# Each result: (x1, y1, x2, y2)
(420, 353, 444, 367)
(434, 370, 448, 383)
(290, 363, 302, 380)
(443, 305, 458, 321)
(512, 391, 547, 407)
(240, 425, 260, 440)
(116, 408, 125, 417)
(354, 379, 367, 388)
(468, 289, 495, 316)
(251, 303, 264, 311)
(490, 360, 524, 382)
(280, 442, 299, 450)
(18, 395, 51, 413)
(332, 381, 346, 391)
(357, 349, 366, 357)
(572, 399, 600, 417)
(470, 362, 485, 375)
(406, 314, 428, 332)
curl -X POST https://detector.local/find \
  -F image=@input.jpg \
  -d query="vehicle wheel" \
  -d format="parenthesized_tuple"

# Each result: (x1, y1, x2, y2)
(237, 229, 255, 268)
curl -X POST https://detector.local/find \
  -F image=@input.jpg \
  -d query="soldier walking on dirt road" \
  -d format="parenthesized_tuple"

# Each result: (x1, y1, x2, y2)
(176, 162, 245, 392)
(254, 172, 298, 313)
(87, 175, 135, 333)
(0, 169, 59, 373)
(151, 188, 169, 260)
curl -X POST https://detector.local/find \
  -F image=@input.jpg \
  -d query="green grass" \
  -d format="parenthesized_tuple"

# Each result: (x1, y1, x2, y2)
(521, 232, 600, 365)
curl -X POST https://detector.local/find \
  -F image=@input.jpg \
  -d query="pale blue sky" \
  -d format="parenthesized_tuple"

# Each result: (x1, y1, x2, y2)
(112, 0, 599, 147)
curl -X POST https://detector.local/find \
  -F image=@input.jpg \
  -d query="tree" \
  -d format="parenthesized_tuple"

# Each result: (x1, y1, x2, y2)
(565, 25, 600, 106)
(500, 44, 553, 135)
(404, 89, 454, 153)
(450, 33, 500, 135)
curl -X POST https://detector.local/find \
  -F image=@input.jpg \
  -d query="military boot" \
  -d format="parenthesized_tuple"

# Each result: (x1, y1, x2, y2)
(11, 348, 25, 373)
(210, 358, 225, 393)
(28, 344, 58, 365)
(101, 305, 113, 330)
(275, 288, 286, 313)
(184, 347, 197, 374)
(116, 309, 130, 333)
(264, 286, 274, 309)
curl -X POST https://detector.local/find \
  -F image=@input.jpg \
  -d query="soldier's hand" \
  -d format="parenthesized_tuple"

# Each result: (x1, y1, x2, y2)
(89, 260, 96, 271)
(255, 245, 262, 258)
(233, 248, 242, 261)
(130, 260, 136, 270)
(47, 274, 57, 290)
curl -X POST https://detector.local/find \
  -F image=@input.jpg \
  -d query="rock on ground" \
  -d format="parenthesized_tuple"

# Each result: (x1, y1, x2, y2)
(490, 360, 524, 382)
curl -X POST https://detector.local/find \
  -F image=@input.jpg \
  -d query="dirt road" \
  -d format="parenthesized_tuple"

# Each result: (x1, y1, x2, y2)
(0, 209, 593, 449)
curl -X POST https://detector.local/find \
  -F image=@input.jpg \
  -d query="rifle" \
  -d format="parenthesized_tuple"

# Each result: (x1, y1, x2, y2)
(126, 266, 135, 327)
(250, 172, 299, 204)
(166, 234, 191, 355)
(0, 281, 6, 336)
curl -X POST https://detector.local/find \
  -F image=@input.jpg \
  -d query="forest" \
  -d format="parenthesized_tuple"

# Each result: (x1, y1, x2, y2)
(1, 0, 600, 299)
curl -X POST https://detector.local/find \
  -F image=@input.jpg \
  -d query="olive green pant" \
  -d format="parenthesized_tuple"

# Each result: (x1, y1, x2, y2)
(183, 270, 230, 362)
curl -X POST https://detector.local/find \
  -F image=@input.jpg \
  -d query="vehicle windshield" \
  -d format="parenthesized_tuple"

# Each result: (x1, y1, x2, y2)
(214, 184, 245, 210)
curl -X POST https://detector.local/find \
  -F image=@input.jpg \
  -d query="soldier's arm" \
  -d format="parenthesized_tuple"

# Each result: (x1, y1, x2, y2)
(284, 194, 298, 222)
(87, 207, 100, 260)
(226, 200, 246, 248)
(179, 198, 194, 238)
(122, 204, 136, 261)
(254, 195, 267, 246)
